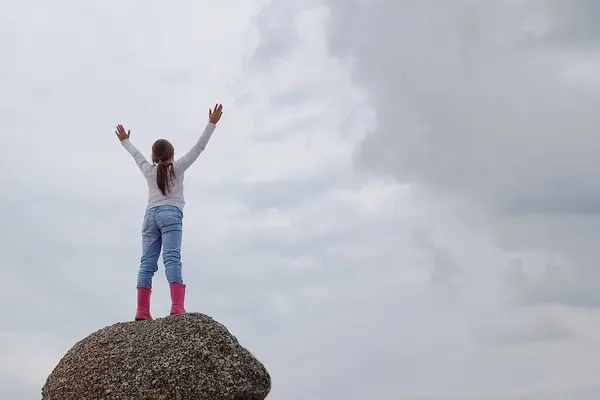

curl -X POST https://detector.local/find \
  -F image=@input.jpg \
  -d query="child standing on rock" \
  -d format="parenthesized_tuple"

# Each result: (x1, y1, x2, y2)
(115, 103, 223, 321)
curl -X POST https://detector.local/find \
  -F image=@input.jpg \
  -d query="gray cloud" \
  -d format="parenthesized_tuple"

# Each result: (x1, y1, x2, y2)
(313, 0, 600, 308)
(249, 0, 600, 398)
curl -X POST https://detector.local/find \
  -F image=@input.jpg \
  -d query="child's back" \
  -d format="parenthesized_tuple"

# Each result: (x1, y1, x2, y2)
(122, 124, 216, 211)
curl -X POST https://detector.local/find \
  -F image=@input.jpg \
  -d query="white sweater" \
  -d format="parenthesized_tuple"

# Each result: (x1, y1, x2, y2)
(121, 122, 216, 211)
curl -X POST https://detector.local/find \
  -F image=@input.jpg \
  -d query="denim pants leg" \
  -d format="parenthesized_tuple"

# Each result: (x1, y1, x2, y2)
(137, 207, 162, 289)
(137, 205, 184, 288)
(154, 205, 184, 285)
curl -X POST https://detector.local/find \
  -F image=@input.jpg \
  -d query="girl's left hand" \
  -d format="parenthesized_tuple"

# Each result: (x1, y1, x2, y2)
(115, 124, 131, 142)
(209, 103, 223, 125)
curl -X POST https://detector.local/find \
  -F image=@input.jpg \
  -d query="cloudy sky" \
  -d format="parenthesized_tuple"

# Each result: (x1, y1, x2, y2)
(3, 0, 600, 399)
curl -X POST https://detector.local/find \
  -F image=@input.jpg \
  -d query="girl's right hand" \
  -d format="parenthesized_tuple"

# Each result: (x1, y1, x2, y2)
(209, 103, 223, 125)
(115, 124, 131, 142)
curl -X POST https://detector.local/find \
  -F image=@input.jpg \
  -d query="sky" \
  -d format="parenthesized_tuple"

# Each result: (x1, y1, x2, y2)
(2, 0, 600, 399)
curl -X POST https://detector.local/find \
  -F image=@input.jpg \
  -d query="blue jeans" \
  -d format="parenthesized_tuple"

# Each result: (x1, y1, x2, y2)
(137, 205, 184, 289)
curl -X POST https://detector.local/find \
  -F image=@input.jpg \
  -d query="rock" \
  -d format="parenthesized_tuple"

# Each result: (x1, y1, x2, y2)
(41, 313, 271, 400)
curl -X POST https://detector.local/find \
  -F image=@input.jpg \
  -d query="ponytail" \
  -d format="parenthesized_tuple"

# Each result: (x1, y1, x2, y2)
(156, 161, 176, 196)
(151, 138, 176, 195)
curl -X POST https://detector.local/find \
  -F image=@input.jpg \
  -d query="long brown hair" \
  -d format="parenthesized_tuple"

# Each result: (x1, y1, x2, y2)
(152, 139, 176, 196)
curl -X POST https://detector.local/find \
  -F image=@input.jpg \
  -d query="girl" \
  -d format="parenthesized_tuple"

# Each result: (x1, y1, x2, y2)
(115, 103, 223, 321)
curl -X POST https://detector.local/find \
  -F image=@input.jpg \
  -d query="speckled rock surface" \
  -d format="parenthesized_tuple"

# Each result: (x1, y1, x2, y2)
(41, 313, 271, 400)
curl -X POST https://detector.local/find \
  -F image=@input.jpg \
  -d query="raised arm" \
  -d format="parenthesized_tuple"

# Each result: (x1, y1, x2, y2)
(174, 122, 216, 172)
(116, 124, 154, 177)
(174, 103, 223, 172)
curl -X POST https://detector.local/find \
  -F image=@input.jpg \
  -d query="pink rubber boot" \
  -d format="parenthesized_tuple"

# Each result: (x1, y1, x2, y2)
(169, 283, 186, 315)
(135, 288, 153, 321)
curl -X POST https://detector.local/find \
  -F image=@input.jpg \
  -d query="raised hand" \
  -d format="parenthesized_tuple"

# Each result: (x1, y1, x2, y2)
(209, 103, 223, 125)
(115, 124, 130, 142)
